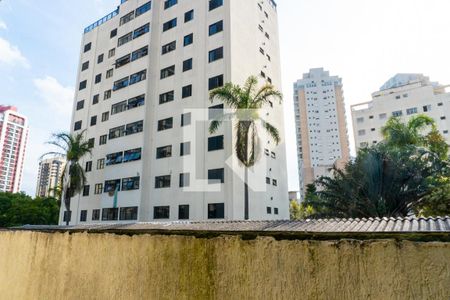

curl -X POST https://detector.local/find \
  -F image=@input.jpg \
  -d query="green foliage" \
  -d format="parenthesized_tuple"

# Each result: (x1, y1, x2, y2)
(414, 177, 450, 217)
(289, 200, 314, 220)
(0, 192, 59, 227)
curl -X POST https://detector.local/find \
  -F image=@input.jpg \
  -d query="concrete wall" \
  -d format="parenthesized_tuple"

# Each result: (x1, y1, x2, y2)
(0, 231, 449, 299)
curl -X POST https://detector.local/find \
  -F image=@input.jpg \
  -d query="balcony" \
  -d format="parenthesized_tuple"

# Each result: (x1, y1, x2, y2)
(84, 7, 120, 34)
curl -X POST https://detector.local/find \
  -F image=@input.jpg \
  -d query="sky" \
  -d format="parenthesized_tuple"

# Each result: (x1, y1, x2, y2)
(1, 0, 450, 196)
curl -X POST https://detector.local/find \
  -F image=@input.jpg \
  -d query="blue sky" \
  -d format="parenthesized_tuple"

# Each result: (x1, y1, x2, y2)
(1, 0, 450, 196)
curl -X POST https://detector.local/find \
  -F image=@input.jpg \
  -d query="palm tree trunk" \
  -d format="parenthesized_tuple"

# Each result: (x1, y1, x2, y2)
(63, 187, 71, 226)
(244, 166, 249, 220)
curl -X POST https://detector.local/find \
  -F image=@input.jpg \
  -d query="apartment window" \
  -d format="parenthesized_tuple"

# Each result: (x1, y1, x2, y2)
(271, 152, 276, 159)
(392, 110, 403, 117)
(379, 113, 387, 120)
(120, 11, 134, 25)
(178, 172, 191, 188)
(112, 101, 128, 115)
(63, 211, 72, 222)
(81, 61, 89, 71)
(108, 48, 116, 58)
(126, 120, 144, 135)
(82, 185, 90, 196)
(133, 23, 150, 39)
(265, 32, 270, 39)
(208, 136, 224, 151)
(80, 210, 87, 222)
(102, 208, 119, 221)
(84, 42, 91, 52)
(94, 183, 103, 195)
(160, 65, 175, 79)
(79, 80, 87, 91)
(109, 125, 126, 139)
(162, 41, 176, 54)
(110, 28, 117, 38)
(179, 205, 189, 219)
(182, 85, 192, 98)
(106, 152, 123, 166)
(99, 135, 107, 146)
(158, 117, 173, 131)
(131, 46, 148, 61)
(128, 94, 145, 109)
(209, 20, 223, 36)
(274, 208, 279, 215)
(209, 104, 224, 120)
(358, 129, 366, 136)
(260, 71, 266, 78)
(159, 91, 174, 104)
(259, 47, 265, 55)
(441, 116, 447, 120)
(444, 130, 449, 134)
(74, 121, 82, 131)
(371, 128, 376, 132)
(180, 142, 191, 156)
(122, 176, 140, 191)
(123, 148, 142, 162)
(97, 54, 104, 64)
(118, 32, 133, 47)
(120, 207, 138, 221)
(106, 69, 114, 79)
(88, 138, 95, 148)
(92, 209, 100, 221)
(85, 161, 93, 173)
(163, 18, 177, 32)
(155, 176, 171, 188)
(208, 168, 224, 184)
(182, 58, 193, 72)
(95, 74, 102, 84)
(208, 203, 224, 219)
(266, 177, 271, 184)
(356, 117, 364, 123)
(135, 1, 151, 16)
(272, 179, 278, 186)
(90, 116, 97, 126)
(208, 75, 224, 90)
(130, 70, 147, 85)
(104, 90, 112, 100)
(154, 206, 170, 219)
(423, 105, 431, 112)
(102, 112, 109, 122)
(209, 47, 223, 63)
(113, 77, 129, 91)
(93, 94, 99, 105)
(164, 0, 177, 9)
(104, 179, 121, 193)
(156, 145, 172, 159)
(395, 95, 401, 100)
(115, 54, 131, 68)
(438, 102, 443, 106)
(185, 10, 194, 22)
(267, 207, 272, 214)
(181, 112, 191, 126)
(76, 100, 84, 111)
(97, 158, 105, 170)
(209, 0, 223, 11)
(406, 107, 418, 115)
(183, 33, 193, 46)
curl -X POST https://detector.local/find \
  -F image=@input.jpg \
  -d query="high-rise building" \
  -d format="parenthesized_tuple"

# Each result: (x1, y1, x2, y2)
(63, 0, 288, 224)
(36, 157, 66, 198)
(351, 74, 450, 151)
(0, 106, 29, 193)
(293, 68, 350, 198)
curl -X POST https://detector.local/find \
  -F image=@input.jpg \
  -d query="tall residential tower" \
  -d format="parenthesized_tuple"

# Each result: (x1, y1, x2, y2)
(36, 157, 66, 198)
(63, 0, 288, 224)
(293, 68, 350, 198)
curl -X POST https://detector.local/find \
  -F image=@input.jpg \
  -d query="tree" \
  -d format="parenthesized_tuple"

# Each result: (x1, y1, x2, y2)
(290, 200, 314, 220)
(414, 176, 450, 217)
(42, 131, 92, 225)
(209, 76, 282, 220)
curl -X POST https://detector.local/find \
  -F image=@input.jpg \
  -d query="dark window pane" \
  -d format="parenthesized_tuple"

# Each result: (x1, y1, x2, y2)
(163, 18, 177, 32)
(102, 208, 118, 221)
(183, 58, 192, 72)
(179, 205, 189, 219)
(154, 206, 170, 219)
(208, 203, 224, 219)
(208, 168, 224, 184)
(155, 175, 171, 188)
(123, 148, 142, 163)
(156, 145, 172, 159)
(120, 207, 139, 220)
(209, 20, 223, 36)
(136, 1, 151, 16)
(208, 136, 224, 151)
(208, 75, 224, 90)
(184, 10, 194, 22)
(122, 176, 140, 191)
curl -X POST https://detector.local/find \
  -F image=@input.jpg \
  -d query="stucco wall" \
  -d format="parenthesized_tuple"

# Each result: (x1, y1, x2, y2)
(0, 231, 449, 299)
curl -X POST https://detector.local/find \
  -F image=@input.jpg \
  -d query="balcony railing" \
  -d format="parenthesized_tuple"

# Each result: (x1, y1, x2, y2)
(84, 7, 120, 34)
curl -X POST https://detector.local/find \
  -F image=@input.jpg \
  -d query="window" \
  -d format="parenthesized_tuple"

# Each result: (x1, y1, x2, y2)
(102, 112, 109, 122)
(185, 10, 194, 22)
(182, 85, 192, 98)
(159, 91, 174, 104)
(122, 176, 140, 191)
(133, 23, 150, 39)
(131, 46, 148, 61)
(154, 206, 170, 219)
(160, 65, 175, 79)
(82, 185, 90, 196)
(81, 61, 89, 71)
(358, 129, 366, 136)
(120, 11, 134, 25)
(104, 90, 112, 100)
(209, 0, 223, 11)
(108, 48, 116, 58)
(120, 207, 138, 221)
(441, 116, 447, 120)
(85, 161, 92, 172)
(259, 47, 265, 55)
(179, 205, 189, 219)
(135, 1, 151, 16)
(128, 94, 145, 109)
(444, 130, 449, 134)
(209, 104, 224, 120)
(209, 20, 223, 36)
(184, 33, 193, 46)
(423, 105, 431, 112)
(106, 69, 114, 79)
(155, 176, 171, 188)
(266, 177, 271, 184)
(369, 115, 374, 119)
(265, 32, 270, 39)
(181, 112, 191, 126)
(74, 121, 82, 131)
(158, 117, 173, 131)
(130, 70, 147, 85)
(97, 158, 105, 170)
(164, 0, 177, 9)
(113, 77, 129, 91)
(92, 209, 100, 221)
(183, 58, 193, 72)
(93, 94, 99, 105)
(163, 18, 177, 32)
(88, 138, 95, 148)
(90, 115, 97, 126)
(260, 71, 266, 78)
(110, 28, 117, 38)
(80, 210, 87, 222)
(157, 145, 172, 159)
(208, 136, 224, 151)
(106, 151, 123, 166)
(379, 113, 387, 120)
(63, 211, 72, 222)
(209, 47, 223, 62)
(208, 168, 224, 184)
(115, 54, 131, 68)
(84, 42, 91, 52)
(162, 41, 176, 54)
(438, 102, 443, 106)
(109, 125, 126, 139)
(371, 128, 376, 132)
(395, 95, 401, 100)
(126, 120, 144, 135)
(179, 174, 190, 188)
(104, 179, 121, 193)
(180, 142, 191, 156)
(406, 107, 418, 115)
(356, 117, 364, 123)
(208, 75, 224, 90)
(102, 208, 119, 221)
(94, 184, 103, 195)
(274, 208, 279, 215)
(112, 101, 128, 115)
(97, 54, 104, 64)
(123, 148, 142, 162)
(94, 74, 102, 84)
(76, 100, 84, 110)
(118, 32, 133, 46)
(79, 80, 87, 91)
(271, 152, 276, 159)
(99, 135, 107, 146)
(272, 179, 277, 186)
(392, 110, 403, 117)
(267, 207, 272, 214)
(208, 203, 224, 219)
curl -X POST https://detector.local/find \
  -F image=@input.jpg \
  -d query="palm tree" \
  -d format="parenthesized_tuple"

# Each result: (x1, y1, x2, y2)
(41, 131, 92, 225)
(209, 76, 282, 220)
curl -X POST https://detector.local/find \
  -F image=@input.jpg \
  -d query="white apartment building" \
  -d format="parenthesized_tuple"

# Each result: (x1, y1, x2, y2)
(63, 0, 288, 224)
(352, 74, 450, 151)
(36, 157, 66, 198)
(293, 68, 350, 199)
(0, 106, 28, 193)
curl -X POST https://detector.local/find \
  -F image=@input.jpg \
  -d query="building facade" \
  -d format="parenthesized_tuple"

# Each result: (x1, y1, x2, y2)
(351, 74, 450, 151)
(293, 68, 350, 199)
(63, 0, 288, 224)
(36, 157, 66, 198)
(0, 106, 29, 193)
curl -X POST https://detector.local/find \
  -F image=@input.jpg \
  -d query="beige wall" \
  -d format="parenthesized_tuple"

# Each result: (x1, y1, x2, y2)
(0, 231, 449, 299)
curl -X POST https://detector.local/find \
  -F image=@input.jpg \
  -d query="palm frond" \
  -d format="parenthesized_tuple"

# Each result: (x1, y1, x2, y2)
(260, 119, 281, 145)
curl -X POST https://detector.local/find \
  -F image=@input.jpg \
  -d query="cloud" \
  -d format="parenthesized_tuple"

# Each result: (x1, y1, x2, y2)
(0, 21, 7, 30)
(33, 76, 74, 117)
(0, 37, 29, 68)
